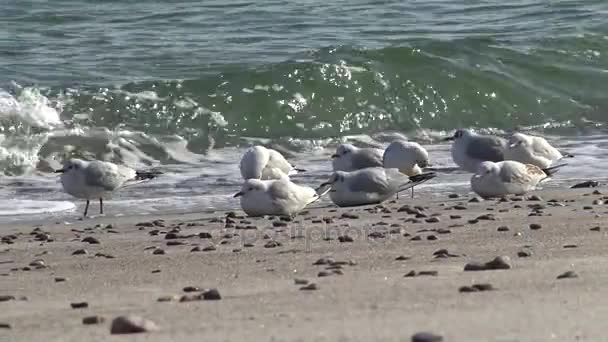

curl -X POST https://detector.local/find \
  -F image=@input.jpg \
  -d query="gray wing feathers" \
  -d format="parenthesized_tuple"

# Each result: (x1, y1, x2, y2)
(352, 149, 383, 169)
(467, 136, 506, 162)
(347, 168, 390, 194)
(84, 162, 130, 191)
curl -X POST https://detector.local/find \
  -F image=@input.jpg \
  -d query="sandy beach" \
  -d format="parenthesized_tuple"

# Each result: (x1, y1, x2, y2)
(1, 187, 607, 341)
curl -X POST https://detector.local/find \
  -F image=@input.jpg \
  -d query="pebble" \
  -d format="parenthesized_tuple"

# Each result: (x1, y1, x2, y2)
(340, 212, 359, 219)
(459, 283, 495, 293)
(529, 223, 542, 230)
(244, 243, 255, 248)
(517, 251, 532, 258)
(404, 270, 438, 277)
(82, 237, 100, 244)
(35, 233, 51, 241)
(318, 271, 332, 277)
(0, 295, 15, 302)
(464, 256, 512, 271)
(272, 221, 288, 227)
(202, 288, 222, 300)
(338, 235, 354, 243)
(183, 286, 201, 292)
(449, 215, 462, 219)
(71, 302, 89, 309)
(427, 235, 438, 241)
(0, 323, 10, 329)
(425, 217, 440, 223)
(199, 232, 213, 239)
(55, 277, 67, 282)
(395, 255, 411, 261)
(190, 246, 202, 252)
(590, 226, 601, 232)
(527, 195, 543, 201)
(571, 181, 599, 188)
(448, 194, 460, 199)
(313, 257, 335, 265)
(300, 283, 318, 291)
(563, 244, 577, 249)
(557, 271, 578, 279)
(410, 235, 422, 241)
(83, 315, 105, 325)
(152, 248, 166, 255)
(264, 240, 282, 248)
(29, 259, 46, 268)
(468, 197, 482, 203)
(476, 214, 496, 221)
(497, 226, 509, 232)
(411, 332, 443, 342)
(110, 315, 159, 334)
(202, 245, 217, 252)
(294, 279, 309, 285)
(72, 249, 88, 255)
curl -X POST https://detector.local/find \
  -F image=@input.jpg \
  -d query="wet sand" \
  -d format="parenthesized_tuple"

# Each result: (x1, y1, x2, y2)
(1, 188, 607, 341)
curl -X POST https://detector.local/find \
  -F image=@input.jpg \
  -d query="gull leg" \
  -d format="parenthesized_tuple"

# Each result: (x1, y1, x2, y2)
(411, 187, 415, 199)
(99, 198, 104, 215)
(83, 200, 90, 217)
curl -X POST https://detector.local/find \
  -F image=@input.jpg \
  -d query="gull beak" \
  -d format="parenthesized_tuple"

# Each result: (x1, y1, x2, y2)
(318, 181, 331, 188)
(443, 136, 455, 141)
(55, 169, 65, 173)
(233, 191, 243, 198)
(331, 154, 339, 159)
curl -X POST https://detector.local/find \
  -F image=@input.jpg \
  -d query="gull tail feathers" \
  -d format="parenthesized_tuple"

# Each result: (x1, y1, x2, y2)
(397, 172, 437, 195)
(542, 164, 567, 178)
(135, 169, 163, 180)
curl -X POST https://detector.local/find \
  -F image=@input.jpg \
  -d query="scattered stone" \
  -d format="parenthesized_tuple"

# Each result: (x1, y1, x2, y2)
(0, 295, 15, 302)
(294, 279, 309, 285)
(29, 259, 46, 268)
(55, 277, 67, 282)
(476, 214, 496, 221)
(313, 257, 334, 265)
(427, 235, 438, 241)
(571, 181, 599, 189)
(563, 244, 578, 249)
(340, 212, 359, 219)
(190, 246, 202, 252)
(497, 226, 509, 232)
(468, 197, 482, 203)
(557, 271, 578, 279)
(202, 245, 217, 252)
(35, 233, 51, 241)
(464, 256, 511, 271)
(71, 302, 89, 309)
(529, 223, 542, 230)
(527, 195, 543, 201)
(459, 283, 495, 293)
(395, 255, 411, 261)
(157, 295, 178, 302)
(517, 251, 532, 258)
(300, 283, 318, 291)
(448, 194, 459, 199)
(244, 243, 255, 248)
(199, 232, 212, 239)
(0, 323, 10, 329)
(183, 286, 201, 292)
(318, 271, 332, 277)
(82, 237, 100, 244)
(411, 332, 443, 342)
(410, 235, 422, 241)
(338, 235, 354, 243)
(110, 315, 159, 334)
(404, 270, 437, 277)
(449, 215, 462, 219)
(152, 248, 166, 255)
(83, 316, 105, 325)
(590, 226, 601, 232)
(272, 221, 288, 228)
(368, 231, 386, 239)
(425, 217, 440, 223)
(202, 288, 222, 300)
(72, 249, 88, 255)
(264, 240, 282, 248)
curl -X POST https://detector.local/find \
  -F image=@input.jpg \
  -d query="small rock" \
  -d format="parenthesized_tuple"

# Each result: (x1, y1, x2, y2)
(244, 243, 255, 248)
(529, 223, 542, 230)
(83, 315, 105, 325)
(395, 255, 411, 261)
(202, 288, 222, 300)
(418, 270, 438, 276)
(152, 248, 166, 255)
(313, 257, 334, 265)
(294, 279, 309, 285)
(517, 251, 532, 258)
(563, 244, 577, 249)
(338, 235, 354, 243)
(497, 226, 509, 232)
(264, 240, 282, 248)
(459, 286, 478, 293)
(202, 245, 217, 252)
(29, 259, 46, 268)
(590, 226, 601, 232)
(300, 283, 318, 291)
(412, 332, 443, 342)
(425, 217, 440, 223)
(190, 246, 202, 252)
(71, 302, 89, 309)
(410, 235, 422, 241)
(110, 315, 159, 334)
(448, 194, 460, 199)
(0, 295, 15, 302)
(272, 221, 288, 227)
(183, 286, 201, 292)
(427, 235, 438, 241)
(571, 181, 599, 189)
(199, 232, 212, 239)
(449, 215, 462, 219)
(557, 271, 578, 279)
(55, 277, 67, 282)
(527, 195, 543, 201)
(82, 237, 100, 244)
(468, 197, 482, 203)
(485, 256, 512, 270)
(437, 228, 451, 234)
(0, 323, 11, 329)
(72, 249, 88, 255)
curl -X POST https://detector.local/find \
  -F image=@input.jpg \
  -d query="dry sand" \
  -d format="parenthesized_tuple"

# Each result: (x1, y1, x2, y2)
(1, 188, 607, 341)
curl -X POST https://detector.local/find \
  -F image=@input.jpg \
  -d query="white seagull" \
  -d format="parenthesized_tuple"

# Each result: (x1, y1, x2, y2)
(444, 129, 507, 173)
(240, 145, 305, 180)
(383, 140, 430, 176)
(331, 143, 383, 172)
(504, 132, 573, 169)
(56, 159, 160, 216)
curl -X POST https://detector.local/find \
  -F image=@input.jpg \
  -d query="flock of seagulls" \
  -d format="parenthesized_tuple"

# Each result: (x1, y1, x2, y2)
(55, 129, 572, 217)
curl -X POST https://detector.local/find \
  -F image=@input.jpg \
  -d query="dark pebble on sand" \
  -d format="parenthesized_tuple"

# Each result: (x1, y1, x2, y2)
(571, 181, 599, 189)
(338, 235, 354, 243)
(110, 315, 159, 334)
(464, 256, 511, 271)
(427, 235, 438, 241)
(517, 251, 532, 258)
(55, 277, 67, 282)
(136, 222, 155, 227)
(29, 259, 46, 268)
(468, 197, 482, 203)
(368, 231, 386, 239)
(314, 257, 334, 265)
(0, 295, 15, 302)
(563, 244, 578, 249)
(83, 315, 105, 325)
(411, 332, 443, 342)
(264, 240, 282, 248)
(183, 286, 201, 292)
(557, 271, 578, 279)
(497, 226, 509, 232)
(202, 245, 217, 252)
(396, 255, 411, 261)
(437, 229, 451, 234)
(300, 283, 318, 291)
(476, 214, 496, 221)
(448, 194, 459, 199)
(425, 217, 440, 223)
(459, 286, 478, 293)
(72, 249, 88, 255)
(418, 270, 438, 276)
(152, 248, 166, 255)
(166, 241, 186, 246)
(199, 232, 212, 239)
(82, 237, 100, 244)
(0, 323, 10, 329)
(318, 271, 332, 277)
(529, 223, 542, 230)
(410, 235, 422, 241)
(202, 288, 222, 300)
(272, 221, 288, 227)
(450, 215, 462, 219)
(35, 233, 50, 241)
(340, 212, 359, 219)
(590, 226, 601, 231)
(164, 232, 180, 240)
(71, 302, 88, 309)
(244, 243, 255, 248)
(527, 195, 543, 201)
(190, 246, 201, 252)
(294, 279, 309, 285)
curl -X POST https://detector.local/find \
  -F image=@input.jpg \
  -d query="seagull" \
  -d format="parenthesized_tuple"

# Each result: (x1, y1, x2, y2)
(444, 129, 507, 173)
(318, 167, 436, 207)
(234, 176, 328, 217)
(56, 159, 161, 216)
(504, 132, 573, 169)
(471, 160, 565, 198)
(240, 145, 305, 180)
(383, 140, 430, 176)
(331, 143, 383, 172)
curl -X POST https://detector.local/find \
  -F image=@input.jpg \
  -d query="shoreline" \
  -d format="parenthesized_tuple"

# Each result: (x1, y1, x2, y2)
(1, 187, 607, 341)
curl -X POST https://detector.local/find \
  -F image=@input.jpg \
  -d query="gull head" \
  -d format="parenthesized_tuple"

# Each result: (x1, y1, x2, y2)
(444, 129, 473, 142)
(331, 144, 356, 159)
(55, 159, 87, 174)
(508, 133, 531, 149)
(320, 171, 347, 189)
(474, 161, 499, 179)
(234, 179, 266, 198)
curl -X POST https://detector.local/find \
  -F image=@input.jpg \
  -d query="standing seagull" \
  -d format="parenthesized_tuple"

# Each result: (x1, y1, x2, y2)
(56, 159, 160, 216)
(444, 129, 507, 173)
(319, 167, 436, 207)
(504, 132, 573, 169)
(471, 160, 564, 198)
(383, 140, 430, 176)
(331, 143, 383, 172)
(240, 145, 304, 180)
(234, 177, 327, 217)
